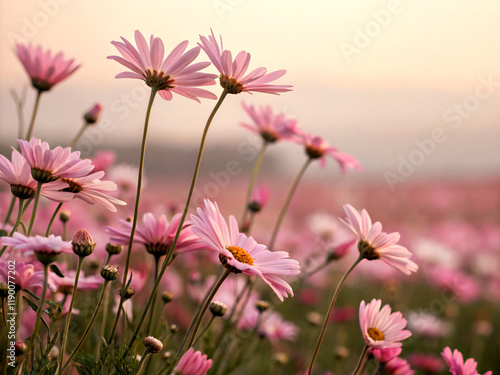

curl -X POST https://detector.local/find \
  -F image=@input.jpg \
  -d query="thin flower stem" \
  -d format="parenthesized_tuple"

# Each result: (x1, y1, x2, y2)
(45, 202, 63, 236)
(25, 90, 42, 140)
(308, 256, 363, 375)
(146, 256, 161, 334)
(135, 350, 150, 375)
(68, 122, 88, 149)
(125, 88, 229, 352)
(27, 183, 43, 236)
(352, 345, 370, 375)
(192, 315, 216, 347)
(10, 86, 27, 140)
(3, 197, 16, 227)
(61, 280, 110, 373)
(95, 281, 111, 358)
(109, 87, 158, 343)
(240, 142, 268, 227)
(269, 158, 312, 249)
(58, 256, 84, 375)
(0, 198, 24, 258)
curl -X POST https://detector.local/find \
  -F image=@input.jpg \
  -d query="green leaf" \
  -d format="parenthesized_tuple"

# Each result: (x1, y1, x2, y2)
(50, 264, 65, 278)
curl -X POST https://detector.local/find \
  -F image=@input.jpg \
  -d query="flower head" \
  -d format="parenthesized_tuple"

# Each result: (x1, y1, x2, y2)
(441, 347, 492, 375)
(83, 103, 103, 124)
(359, 299, 412, 349)
(15, 43, 80, 92)
(143, 336, 163, 354)
(341, 204, 418, 275)
(199, 30, 292, 95)
(385, 357, 415, 375)
(248, 184, 271, 213)
(190, 199, 300, 301)
(108, 30, 217, 102)
(173, 348, 212, 375)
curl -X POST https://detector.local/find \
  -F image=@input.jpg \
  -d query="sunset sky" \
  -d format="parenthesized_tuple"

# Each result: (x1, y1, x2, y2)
(1, 1, 499, 181)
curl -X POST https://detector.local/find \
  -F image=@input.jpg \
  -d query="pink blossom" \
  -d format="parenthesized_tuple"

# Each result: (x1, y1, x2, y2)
(90, 151, 116, 173)
(83, 103, 103, 124)
(53, 270, 102, 295)
(0, 261, 45, 291)
(259, 312, 299, 344)
(371, 347, 402, 364)
(0, 233, 72, 264)
(15, 43, 80, 92)
(249, 184, 271, 211)
(407, 353, 445, 373)
(407, 312, 451, 338)
(191, 199, 300, 301)
(385, 357, 415, 375)
(441, 347, 492, 375)
(174, 347, 212, 375)
(199, 30, 292, 95)
(108, 30, 217, 102)
(427, 266, 480, 303)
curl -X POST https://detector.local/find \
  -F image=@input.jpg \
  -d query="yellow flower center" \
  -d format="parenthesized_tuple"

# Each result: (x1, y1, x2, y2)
(367, 327, 385, 341)
(226, 245, 254, 265)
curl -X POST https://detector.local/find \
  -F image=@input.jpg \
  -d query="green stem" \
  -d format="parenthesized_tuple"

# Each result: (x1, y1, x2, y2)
(46, 202, 63, 237)
(108, 87, 158, 343)
(61, 280, 110, 373)
(0, 198, 24, 258)
(352, 345, 370, 375)
(68, 122, 88, 149)
(125, 88, 229, 352)
(27, 183, 43, 236)
(25, 90, 42, 140)
(2, 197, 16, 227)
(95, 280, 111, 358)
(58, 256, 84, 375)
(192, 315, 216, 347)
(135, 349, 150, 375)
(146, 256, 161, 334)
(308, 256, 362, 375)
(269, 158, 312, 249)
(240, 142, 268, 228)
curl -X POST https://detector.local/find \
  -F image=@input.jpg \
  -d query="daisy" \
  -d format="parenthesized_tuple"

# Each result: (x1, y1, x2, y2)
(15, 43, 80, 92)
(0, 261, 45, 292)
(18, 138, 94, 183)
(340, 204, 418, 275)
(441, 347, 492, 375)
(83, 103, 103, 124)
(385, 357, 415, 375)
(359, 299, 412, 349)
(190, 199, 300, 301)
(1, 233, 72, 265)
(173, 347, 212, 375)
(108, 30, 217, 102)
(199, 30, 292, 95)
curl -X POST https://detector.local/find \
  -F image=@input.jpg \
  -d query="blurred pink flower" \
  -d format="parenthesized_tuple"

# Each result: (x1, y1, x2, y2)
(15, 43, 80, 92)
(62, 171, 126, 212)
(248, 184, 271, 212)
(83, 103, 103, 124)
(385, 357, 415, 375)
(1, 233, 72, 264)
(191, 199, 300, 301)
(407, 353, 445, 373)
(90, 151, 116, 173)
(0, 261, 45, 291)
(295, 133, 361, 172)
(441, 347, 492, 375)
(174, 347, 212, 375)
(427, 266, 480, 303)
(259, 312, 299, 344)
(341, 204, 418, 275)
(371, 347, 402, 364)
(54, 270, 102, 295)
(18, 138, 94, 183)
(199, 30, 292, 95)
(407, 312, 451, 338)
(108, 30, 217, 102)
(240, 103, 301, 142)
(359, 299, 412, 349)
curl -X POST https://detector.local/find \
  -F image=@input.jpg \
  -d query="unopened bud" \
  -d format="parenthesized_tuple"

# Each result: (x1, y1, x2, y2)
(83, 103, 103, 124)
(169, 324, 179, 334)
(72, 229, 96, 257)
(248, 201, 262, 213)
(0, 283, 9, 298)
(100, 265, 118, 281)
(306, 311, 323, 326)
(59, 210, 71, 223)
(163, 351, 172, 360)
(209, 301, 227, 317)
(143, 336, 163, 353)
(255, 300, 270, 313)
(335, 346, 349, 360)
(273, 352, 288, 365)
(105, 243, 123, 255)
(15, 341, 27, 356)
(162, 291, 174, 304)
(120, 286, 135, 300)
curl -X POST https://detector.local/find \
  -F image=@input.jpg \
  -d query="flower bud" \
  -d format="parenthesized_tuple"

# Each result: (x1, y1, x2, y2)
(0, 283, 9, 298)
(72, 229, 96, 257)
(59, 210, 71, 223)
(105, 243, 123, 255)
(255, 300, 270, 313)
(83, 103, 102, 124)
(100, 265, 118, 281)
(169, 324, 179, 334)
(120, 286, 135, 300)
(15, 341, 27, 356)
(162, 291, 174, 304)
(143, 336, 163, 353)
(273, 352, 288, 365)
(209, 301, 227, 317)
(306, 311, 323, 326)
(247, 201, 262, 213)
(335, 346, 349, 360)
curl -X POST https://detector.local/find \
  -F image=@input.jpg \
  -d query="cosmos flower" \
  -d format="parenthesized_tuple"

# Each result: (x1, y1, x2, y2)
(108, 30, 217, 102)
(174, 348, 212, 375)
(199, 30, 292, 95)
(259, 312, 299, 344)
(359, 299, 412, 349)
(441, 347, 492, 375)
(1, 233, 72, 265)
(341, 204, 418, 275)
(190, 199, 300, 301)
(0, 261, 45, 291)
(385, 357, 415, 375)
(15, 43, 80, 92)
(371, 347, 402, 364)
(407, 353, 445, 374)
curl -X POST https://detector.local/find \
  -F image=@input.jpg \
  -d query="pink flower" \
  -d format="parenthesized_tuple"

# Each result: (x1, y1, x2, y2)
(407, 353, 445, 373)
(295, 133, 361, 172)
(371, 347, 402, 364)
(385, 357, 415, 375)
(105, 213, 205, 258)
(198, 30, 292, 95)
(62, 171, 126, 212)
(359, 299, 412, 349)
(259, 312, 299, 344)
(18, 138, 94, 183)
(83, 103, 103, 124)
(407, 312, 451, 338)
(54, 270, 102, 295)
(190, 199, 300, 301)
(0, 149, 73, 201)
(248, 184, 271, 212)
(108, 30, 217, 102)
(90, 151, 116, 173)
(441, 347, 492, 375)
(174, 348, 212, 375)
(341, 204, 418, 275)
(240, 103, 302, 142)
(0, 261, 44, 291)
(15, 43, 80, 92)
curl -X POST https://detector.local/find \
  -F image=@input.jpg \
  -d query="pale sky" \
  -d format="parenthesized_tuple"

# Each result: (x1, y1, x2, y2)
(1, 1, 499, 180)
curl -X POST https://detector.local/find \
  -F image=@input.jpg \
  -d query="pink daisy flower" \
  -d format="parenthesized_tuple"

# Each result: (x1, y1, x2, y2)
(371, 347, 402, 364)
(248, 184, 271, 212)
(259, 312, 299, 344)
(62, 171, 126, 212)
(15, 43, 80, 92)
(441, 347, 492, 375)
(240, 103, 302, 142)
(54, 270, 102, 295)
(190, 199, 300, 301)
(198, 30, 292, 95)
(1, 233, 72, 265)
(407, 353, 445, 373)
(83, 103, 103, 124)
(0, 261, 45, 291)
(0, 149, 73, 201)
(341, 204, 418, 275)
(359, 299, 412, 349)
(105, 213, 205, 258)
(385, 357, 415, 375)
(174, 347, 212, 375)
(108, 30, 217, 102)
(18, 138, 94, 183)
(295, 133, 361, 172)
